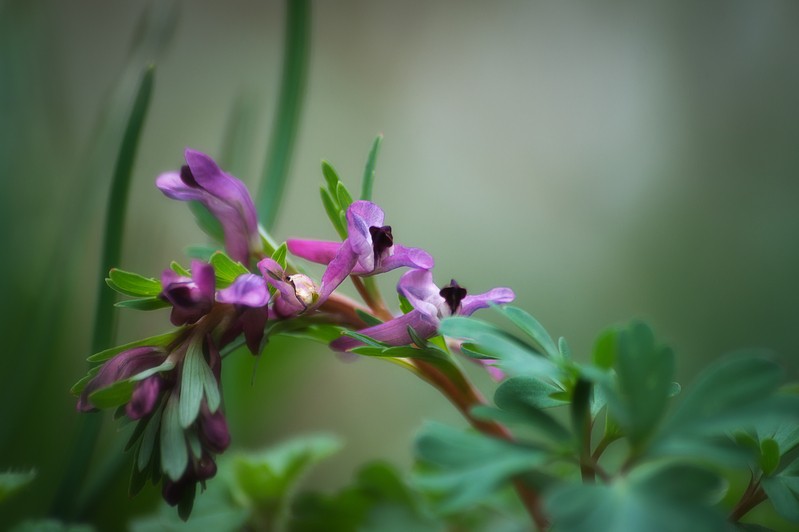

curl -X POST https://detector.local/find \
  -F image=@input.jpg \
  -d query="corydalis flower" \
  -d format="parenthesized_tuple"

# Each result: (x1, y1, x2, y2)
(287, 201, 433, 297)
(216, 273, 269, 355)
(258, 258, 322, 318)
(157, 149, 261, 264)
(160, 260, 215, 326)
(330, 269, 514, 351)
(76, 345, 170, 419)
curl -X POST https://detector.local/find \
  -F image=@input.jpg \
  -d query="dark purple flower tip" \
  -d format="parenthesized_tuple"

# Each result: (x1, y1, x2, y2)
(156, 149, 261, 264)
(77, 346, 166, 412)
(162, 451, 218, 507)
(198, 404, 231, 454)
(126, 375, 164, 419)
(216, 273, 268, 308)
(160, 260, 215, 326)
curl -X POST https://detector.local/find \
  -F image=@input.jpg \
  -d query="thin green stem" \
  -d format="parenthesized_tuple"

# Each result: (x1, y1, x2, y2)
(256, 0, 311, 230)
(50, 66, 154, 521)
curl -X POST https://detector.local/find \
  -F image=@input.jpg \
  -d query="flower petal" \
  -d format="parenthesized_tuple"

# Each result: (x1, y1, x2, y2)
(216, 273, 268, 308)
(286, 239, 342, 265)
(460, 287, 515, 316)
(318, 240, 358, 302)
(329, 310, 438, 351)
(397, 269, 441, 319)
(371, 244, 434, 274)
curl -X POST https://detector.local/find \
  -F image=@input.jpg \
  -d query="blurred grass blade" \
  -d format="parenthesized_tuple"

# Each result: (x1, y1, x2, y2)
(360, 134, 382, 201)
(256, 0, 311, 230)
(50, 65, 155, 520)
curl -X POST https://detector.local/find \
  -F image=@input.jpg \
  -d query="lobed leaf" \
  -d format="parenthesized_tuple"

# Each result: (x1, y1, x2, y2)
(107, 269, 162, 297)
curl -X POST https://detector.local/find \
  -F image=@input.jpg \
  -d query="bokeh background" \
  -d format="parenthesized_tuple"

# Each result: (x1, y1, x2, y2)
(2, 0, 799, 528)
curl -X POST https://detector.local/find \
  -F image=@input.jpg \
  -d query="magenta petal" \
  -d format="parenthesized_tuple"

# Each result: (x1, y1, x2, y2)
(77, 347, 165, 412)
(217, 273, 268, 308)
(191, 260, 216, 299)
(372, 245, 434, 275)
(286, 239, 342, 265)
(157, 149, 260, 264)
(257, 258, 306, 316)
(329, 310, 438, 351)
(126, 376, 163, 419)
(199, 403, 230, 453)
(241, 307, 268, 355)
(460, 287, 515, 316)
(318, 240, 358, 302)
(397, 269, 441, 319)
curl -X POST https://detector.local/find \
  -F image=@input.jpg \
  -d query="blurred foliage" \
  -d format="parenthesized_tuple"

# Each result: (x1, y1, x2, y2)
(3, 0, 799, 530)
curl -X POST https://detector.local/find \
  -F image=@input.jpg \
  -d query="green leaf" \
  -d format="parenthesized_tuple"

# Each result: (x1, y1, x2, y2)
(170, 261, 191, 276)
(88, 379, 135, 409)
(761, 438, 780, 476)
(440, 316, 560, 380)
(280, 324, 346, 344)
(160, 394, 188, 482)
(762, 472, 799, 522)
(226, 434, 342, 529)
(256, 0, 311, 231)
(360, 134, 383, 201)
(137, 405, 163, 472)
(106, 269, 162, 297)
(271, 242, 288, 271)
(355, 309, 383, 327)
(659, 352, 787, 437)
(558, 336, 572, 359)
(614, 321, 675, 447)
(87, 331, 178, 362)
(321, 160, 340, 194)
(185, 244, 217, 261)
(336, 181, 354, 211)
(592, 327, 617, 369)
(188, 200, 225, 242)
(0, 470, 36, 502)
(414, 421, 548, 511)
(398, 294, 414, 315)
(492, 305, 559, 359)
(70, 366, 100, 395)
(210, 251, 249, 287)
(290, 462, 441, 532)
(545, 464, 726, 532)
(320, 187, 347, 239)
(494, 376, 568, 410)
(114, 297, 170, 310)
(180, 338, 209, 428)
(130, 359, 175, 382)
(351, 345, 447, 363)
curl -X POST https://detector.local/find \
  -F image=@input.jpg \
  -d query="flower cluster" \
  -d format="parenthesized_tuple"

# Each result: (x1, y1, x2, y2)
(73, 148, 513, 516)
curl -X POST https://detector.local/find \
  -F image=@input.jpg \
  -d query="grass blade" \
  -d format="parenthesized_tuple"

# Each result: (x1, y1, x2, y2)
(256, 0, 311, 230)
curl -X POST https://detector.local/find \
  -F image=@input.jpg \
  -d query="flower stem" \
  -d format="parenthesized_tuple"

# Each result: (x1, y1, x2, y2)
(352, 279, 549, 530)
(729, 474, 768, 523)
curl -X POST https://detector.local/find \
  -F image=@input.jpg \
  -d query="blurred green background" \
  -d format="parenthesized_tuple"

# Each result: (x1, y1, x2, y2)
(2, 0, 799, 528)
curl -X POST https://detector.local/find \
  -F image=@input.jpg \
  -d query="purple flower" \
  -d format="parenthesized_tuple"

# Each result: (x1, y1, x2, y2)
(330, 269, 514, 351)
(258, 258, 321, 318)
(157, 149, 261, 264)
(162, 451, 218, 507)
(77, 346, 167, 412)
(160, 260, 215, 326)
(287, 201, 433, 297)
(217, 273, 269, 354)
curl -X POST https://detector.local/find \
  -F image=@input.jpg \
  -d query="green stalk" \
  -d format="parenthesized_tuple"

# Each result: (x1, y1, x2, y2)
(256, 0, 311, 230)
(50, 65, 155, 520)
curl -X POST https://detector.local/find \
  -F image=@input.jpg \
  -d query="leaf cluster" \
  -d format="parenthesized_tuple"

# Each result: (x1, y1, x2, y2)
(414, 306, 799, 530)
